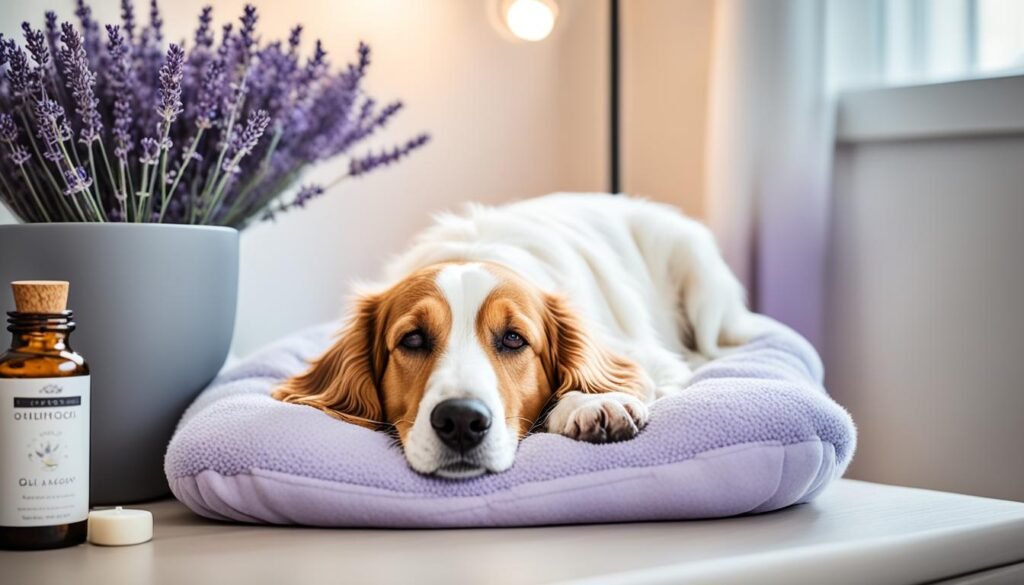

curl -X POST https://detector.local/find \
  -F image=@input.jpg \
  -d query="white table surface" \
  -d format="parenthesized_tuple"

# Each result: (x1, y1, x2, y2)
(2, 479, 1023, 585)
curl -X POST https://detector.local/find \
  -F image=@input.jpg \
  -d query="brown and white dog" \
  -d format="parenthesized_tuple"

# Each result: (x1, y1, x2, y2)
(273, 194, 767, 478)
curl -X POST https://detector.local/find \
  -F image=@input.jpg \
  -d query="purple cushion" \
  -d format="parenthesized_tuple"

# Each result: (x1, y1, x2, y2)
(165, 322, 855, 527)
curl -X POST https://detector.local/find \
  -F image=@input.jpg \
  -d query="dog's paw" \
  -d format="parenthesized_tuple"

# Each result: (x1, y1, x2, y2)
(548, 392, 649, 443)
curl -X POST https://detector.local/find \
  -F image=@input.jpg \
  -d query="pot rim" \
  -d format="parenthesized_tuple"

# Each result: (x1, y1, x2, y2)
(0, 222, 237, 235)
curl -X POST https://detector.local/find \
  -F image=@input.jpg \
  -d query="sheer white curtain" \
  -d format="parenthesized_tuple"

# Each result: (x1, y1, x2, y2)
(704, 0, 834, 349)
(703, 0, 1019, 348)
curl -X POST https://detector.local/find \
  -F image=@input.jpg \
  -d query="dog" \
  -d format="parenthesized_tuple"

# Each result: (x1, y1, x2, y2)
(273, 193, 767, 478)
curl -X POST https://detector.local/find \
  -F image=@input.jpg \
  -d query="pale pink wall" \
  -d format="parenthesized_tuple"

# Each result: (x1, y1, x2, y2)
(621, 0, 714, 219)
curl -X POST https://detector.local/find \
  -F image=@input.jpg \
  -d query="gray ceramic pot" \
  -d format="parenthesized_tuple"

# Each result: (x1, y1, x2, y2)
(0, 223, 238, 504)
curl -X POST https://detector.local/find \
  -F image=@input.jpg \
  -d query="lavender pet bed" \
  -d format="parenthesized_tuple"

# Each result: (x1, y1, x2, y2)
(165, 321, 855, 527)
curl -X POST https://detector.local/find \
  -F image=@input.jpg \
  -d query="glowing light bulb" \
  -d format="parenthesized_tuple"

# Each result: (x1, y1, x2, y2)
(505, 0, 557, 42)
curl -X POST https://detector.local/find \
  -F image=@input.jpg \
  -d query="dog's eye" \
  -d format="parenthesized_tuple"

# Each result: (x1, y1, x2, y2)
(399, 331, 427, 350)
(500, 331, 526, 351)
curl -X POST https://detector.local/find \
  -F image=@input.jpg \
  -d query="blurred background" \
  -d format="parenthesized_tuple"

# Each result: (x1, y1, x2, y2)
(2, 0, 1021, 502)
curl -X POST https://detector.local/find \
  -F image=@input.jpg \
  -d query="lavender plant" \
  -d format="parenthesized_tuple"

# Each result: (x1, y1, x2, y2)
(0, 1, 429, 227)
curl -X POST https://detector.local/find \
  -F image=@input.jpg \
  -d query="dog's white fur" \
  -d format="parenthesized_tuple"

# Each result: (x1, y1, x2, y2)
(385, 193, 768, 476)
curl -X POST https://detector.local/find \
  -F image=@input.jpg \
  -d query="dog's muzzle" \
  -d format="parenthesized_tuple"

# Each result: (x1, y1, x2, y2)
(430, 398, 492, 452)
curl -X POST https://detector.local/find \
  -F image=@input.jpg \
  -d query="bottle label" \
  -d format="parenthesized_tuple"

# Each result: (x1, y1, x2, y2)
(0, 376, 89, 527)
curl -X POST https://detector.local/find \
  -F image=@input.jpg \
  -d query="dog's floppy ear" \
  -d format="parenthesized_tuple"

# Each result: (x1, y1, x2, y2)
(272, 293, 386, 429)
(541, 294, 647, 399)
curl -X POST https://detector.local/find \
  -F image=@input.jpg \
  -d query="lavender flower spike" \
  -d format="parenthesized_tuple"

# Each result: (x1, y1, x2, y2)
(0, 113, 31, 166)
(105, 24, 134, 162)
(236, 5, 258, 59)
(8, 143, 32, 167)
(195, 6, 214, 50)
(148, 0, 163, 43)
(139, 136, 159, 165)
(349, 134, 430, 177)
(353, 41, 370, 82)
(238, 109, 270, 153)
(59, 22, 103, 144)
(22, 22, 50, 71)
(5, 42, 34, 99)
(292, 184, 323, 208)
(63, 165, 93, 196)
(222, 109, 269, 173)
(194, 59, 224, 129)
(287, 25, 302, 54)
(74, 0, 102, 59)
(157, 44, 185, 122)
(44, 12, 60, 62)
(120, 0, 136, 42)
(34, 98, 73, 160)
(0, 113, 16, 142)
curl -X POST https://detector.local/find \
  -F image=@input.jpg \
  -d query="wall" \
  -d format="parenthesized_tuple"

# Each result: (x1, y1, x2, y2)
(621, 0, 713, 218)
(0, 0, 610, 355)
(827, 80, 1024, 501)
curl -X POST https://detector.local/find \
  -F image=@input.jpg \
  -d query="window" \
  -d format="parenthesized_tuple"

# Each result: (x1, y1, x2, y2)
(975, 0, 1024, 73)
(882, 0, 1024, 86)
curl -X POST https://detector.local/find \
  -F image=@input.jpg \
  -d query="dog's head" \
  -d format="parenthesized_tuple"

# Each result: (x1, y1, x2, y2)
(273, 262, 645, 478)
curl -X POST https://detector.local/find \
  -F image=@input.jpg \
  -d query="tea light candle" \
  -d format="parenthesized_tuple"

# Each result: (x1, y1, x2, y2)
(87, 506, 153, 546)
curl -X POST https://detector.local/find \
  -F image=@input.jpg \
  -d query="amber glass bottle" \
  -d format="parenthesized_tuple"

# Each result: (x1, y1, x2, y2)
(0, 281, 89, 550)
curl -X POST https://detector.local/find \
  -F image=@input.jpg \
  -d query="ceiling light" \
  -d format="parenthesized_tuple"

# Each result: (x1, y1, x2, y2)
(504, 0, 558, 42)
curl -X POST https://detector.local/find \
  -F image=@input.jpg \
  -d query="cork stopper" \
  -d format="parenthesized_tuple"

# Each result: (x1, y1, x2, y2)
(11, 281, 69, 314)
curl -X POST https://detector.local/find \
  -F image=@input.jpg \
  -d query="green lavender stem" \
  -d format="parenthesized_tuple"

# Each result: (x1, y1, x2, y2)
(15, 164, 51, 221)
(160, 128, 204, 223)
(223, 174, 292, 226)
(125, 157, 137, 222)
(96, 141, 126, 221)
(26, 161, 74, 221)
(16, 109, 64, 200)
(96, 141, 118, 198)
(227, 170, 302, 228)
(135, 162, 153, 222)
(116, 161, 128, 221)
(156, 148, 169, 220)
(145, 116, 175, 221)
(87, 149, 108, 221)
(200, 150, 248, 224)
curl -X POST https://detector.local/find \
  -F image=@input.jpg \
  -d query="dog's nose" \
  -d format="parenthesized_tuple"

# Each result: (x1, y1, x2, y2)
(430, 398, 492, 451)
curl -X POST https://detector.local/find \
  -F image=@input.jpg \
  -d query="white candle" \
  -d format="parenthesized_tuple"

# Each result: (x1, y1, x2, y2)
(87, 506, 153, 546)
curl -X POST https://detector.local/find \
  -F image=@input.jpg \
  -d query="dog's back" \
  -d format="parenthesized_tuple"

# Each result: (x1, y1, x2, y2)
(387, 193, 763, 392)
